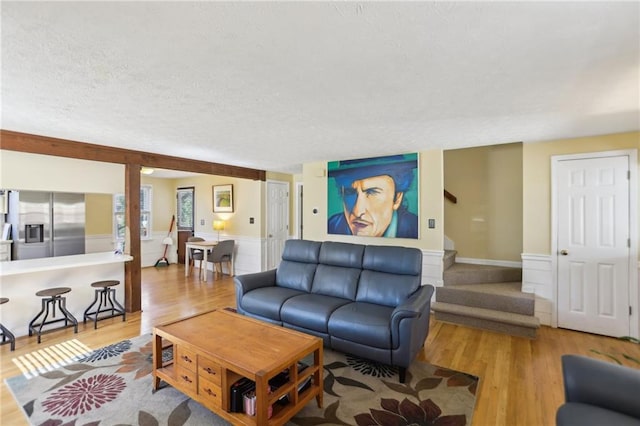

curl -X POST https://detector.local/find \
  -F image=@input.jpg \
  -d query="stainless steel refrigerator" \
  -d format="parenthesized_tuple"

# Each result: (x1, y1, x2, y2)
(8, 190, 85, 260)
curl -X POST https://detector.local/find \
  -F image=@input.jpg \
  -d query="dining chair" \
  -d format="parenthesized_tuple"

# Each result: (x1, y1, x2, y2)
(187, 236, 205, 275)
(206, 240, 235, 277)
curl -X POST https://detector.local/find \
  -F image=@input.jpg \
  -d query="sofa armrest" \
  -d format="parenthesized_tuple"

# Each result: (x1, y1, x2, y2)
(234, 269, 277, 295)
(390, 284, 434, 347)
(391, 284, 434, 321)
(561, 354, 640, 419)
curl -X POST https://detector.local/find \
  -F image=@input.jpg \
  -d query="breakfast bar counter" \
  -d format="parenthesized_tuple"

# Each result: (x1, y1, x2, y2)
(0, 252, 133, 338)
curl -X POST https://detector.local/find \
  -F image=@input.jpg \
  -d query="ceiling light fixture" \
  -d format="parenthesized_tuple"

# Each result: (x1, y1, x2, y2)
(140, 167, 154, 175)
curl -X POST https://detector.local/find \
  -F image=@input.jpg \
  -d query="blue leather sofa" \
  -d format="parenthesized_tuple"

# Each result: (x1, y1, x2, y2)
(557, 354, 640, 426)
(234, 239, 435, 382)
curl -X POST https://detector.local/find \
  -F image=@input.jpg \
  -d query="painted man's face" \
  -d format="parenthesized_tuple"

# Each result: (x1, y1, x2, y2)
(341, 175, 403, 237)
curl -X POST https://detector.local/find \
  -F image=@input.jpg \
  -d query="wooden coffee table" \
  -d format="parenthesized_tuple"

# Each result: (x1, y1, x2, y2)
(152, 309, 323, 425)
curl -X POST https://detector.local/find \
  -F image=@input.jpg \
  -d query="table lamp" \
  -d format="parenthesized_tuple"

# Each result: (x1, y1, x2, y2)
(213, 220, 225, 241)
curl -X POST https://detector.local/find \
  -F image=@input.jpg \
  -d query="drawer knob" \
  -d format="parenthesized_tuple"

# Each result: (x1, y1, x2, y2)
(181, 375, 193, 383)
(181, 355, 193, 363)
(204, 367, 217, 375)
(205, 388, 217, 397)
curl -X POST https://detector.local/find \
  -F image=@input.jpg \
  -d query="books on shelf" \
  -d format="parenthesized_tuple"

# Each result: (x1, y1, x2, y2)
(229, 361, 311, 415)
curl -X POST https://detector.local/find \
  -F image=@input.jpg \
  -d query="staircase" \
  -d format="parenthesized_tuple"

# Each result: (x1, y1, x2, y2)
(432, 250, 540, 338)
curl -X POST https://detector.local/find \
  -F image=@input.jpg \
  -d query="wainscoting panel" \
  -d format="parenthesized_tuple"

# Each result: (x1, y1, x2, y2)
(522, 253, 553, 326)
(422, 249, 444, 287)
(141, 232, 176, 267)
(231, 235, 264, 275)
(85, 233, 177, 268)
(194, 233, 263, 276)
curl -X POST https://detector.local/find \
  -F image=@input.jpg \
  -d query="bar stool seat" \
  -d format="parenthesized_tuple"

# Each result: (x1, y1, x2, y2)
(0, 297, 16, 351)
(29, 287, 78, 344)
(83, 280, 126, 329)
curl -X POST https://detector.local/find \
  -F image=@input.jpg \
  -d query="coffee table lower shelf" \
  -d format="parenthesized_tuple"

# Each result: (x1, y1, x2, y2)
(154, 363, 322, 426)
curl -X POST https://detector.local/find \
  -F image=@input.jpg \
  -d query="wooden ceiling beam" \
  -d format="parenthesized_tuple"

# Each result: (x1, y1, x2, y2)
(0, 129, 266, 181)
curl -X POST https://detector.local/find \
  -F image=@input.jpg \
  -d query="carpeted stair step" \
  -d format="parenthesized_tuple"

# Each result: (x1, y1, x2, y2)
(432, 301, 540, 339)
(443, 250, 457, 271)
(435, 282, 534, 316)
(443, 263, 522, 286)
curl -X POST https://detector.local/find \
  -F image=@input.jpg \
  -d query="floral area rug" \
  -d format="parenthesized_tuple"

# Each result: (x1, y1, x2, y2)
(5, 334, 478, 425)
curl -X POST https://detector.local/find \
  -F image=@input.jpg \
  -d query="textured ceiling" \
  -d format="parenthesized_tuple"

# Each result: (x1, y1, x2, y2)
(2, 1, 639, 174)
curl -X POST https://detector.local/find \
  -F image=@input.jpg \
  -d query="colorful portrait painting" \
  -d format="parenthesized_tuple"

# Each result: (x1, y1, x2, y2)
(327, 153, 419, 239)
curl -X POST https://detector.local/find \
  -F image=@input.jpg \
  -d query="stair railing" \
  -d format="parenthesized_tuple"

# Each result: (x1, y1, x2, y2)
(444, 189, 457, 204)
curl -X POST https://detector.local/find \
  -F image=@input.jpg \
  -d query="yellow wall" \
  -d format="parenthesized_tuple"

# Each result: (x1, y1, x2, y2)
(173, 175, 263, 238)
(0, 150, 124, 193)
(141, 176, 176, 233)
(293, 173, 303, 237)
(85, 177, 180, 237)
(523, 131, 639, 255)
(444, 143, 523, 261)
(85, 193, 113, 235)
(302, 149, 444, 250)
(83, 173, 267, 239)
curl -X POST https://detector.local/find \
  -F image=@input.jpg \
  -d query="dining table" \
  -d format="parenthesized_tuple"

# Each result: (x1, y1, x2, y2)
(184, 240, 218, 280)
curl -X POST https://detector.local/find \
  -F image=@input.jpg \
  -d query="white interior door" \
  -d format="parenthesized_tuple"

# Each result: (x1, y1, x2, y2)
(556, 154, 630, 337)
(266, 181, 289, 270)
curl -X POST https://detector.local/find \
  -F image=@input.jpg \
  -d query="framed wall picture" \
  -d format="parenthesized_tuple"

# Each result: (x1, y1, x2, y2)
(327, 153, 419, 239)
(213, 184, 234, 213)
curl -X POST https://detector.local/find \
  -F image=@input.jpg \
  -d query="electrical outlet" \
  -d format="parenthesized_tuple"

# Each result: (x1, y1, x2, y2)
(200, 219, 205, 226)
(428, 219, 435, 229)
(249, 217, 254, 224)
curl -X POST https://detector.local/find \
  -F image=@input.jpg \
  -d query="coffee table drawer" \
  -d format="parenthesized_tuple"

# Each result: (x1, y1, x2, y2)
(198, 376, 222, 409)
(198, 356, 221, 385)
(176, 365, 198, 393)
(176, 346, 197, 371)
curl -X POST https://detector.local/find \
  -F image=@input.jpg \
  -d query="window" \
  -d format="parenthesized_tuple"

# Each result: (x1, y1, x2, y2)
(114, 185, 153, 241)
(177, 187, 194, 230)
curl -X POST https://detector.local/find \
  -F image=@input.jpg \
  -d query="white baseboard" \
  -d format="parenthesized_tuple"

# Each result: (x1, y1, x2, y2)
(455, 257, 522, 268)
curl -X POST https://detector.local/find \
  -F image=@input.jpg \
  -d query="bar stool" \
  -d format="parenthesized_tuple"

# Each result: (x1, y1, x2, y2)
(0, 298, 16, 351)
(83, 280, 126, 329)
(29, 287, 78, 344)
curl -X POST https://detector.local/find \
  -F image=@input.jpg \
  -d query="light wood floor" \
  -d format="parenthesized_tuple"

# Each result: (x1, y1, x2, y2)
(1, 265, 638, 425)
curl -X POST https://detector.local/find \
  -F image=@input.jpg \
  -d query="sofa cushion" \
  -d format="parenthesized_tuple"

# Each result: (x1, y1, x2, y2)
(328, 302, 394, 349)
(355, 245, 422, 306)
(276, 261, 318, 292)
(319, 241, 364, 268)
(283, 240, 322, 263)
(274, 240, 322, 292)
(239, 287, 305, 322)
(557, 403, 640, 426)
(363, 245, 422, 275)
(281, 294, 351, 333)
(311, 264, 361, 300)
(356, 270, 420, 307)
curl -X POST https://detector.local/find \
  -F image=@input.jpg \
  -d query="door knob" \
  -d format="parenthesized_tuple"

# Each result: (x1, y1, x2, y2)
(560, 250, 569, 255)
